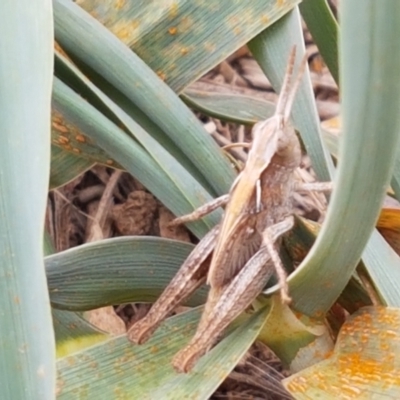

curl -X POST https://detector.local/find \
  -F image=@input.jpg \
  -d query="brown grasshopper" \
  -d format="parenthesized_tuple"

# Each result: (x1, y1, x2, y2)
(127, 47, 331, 373)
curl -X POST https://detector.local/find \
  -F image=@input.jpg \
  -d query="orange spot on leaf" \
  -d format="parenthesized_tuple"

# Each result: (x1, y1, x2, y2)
(58, 136, 70, 145)
(52, 122, 69, 134)
(75, 134, 86, 143)
(168, 27, 177, 35)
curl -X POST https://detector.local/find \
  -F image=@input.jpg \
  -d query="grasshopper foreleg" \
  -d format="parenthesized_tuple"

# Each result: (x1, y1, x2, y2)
(295, 182, 333, 193)
(169, 194, 230, 227)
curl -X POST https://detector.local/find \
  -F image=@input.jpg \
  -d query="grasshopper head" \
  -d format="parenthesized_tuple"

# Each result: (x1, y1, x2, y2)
(250, 115, 301, 172)
(274, 123, 302, 170)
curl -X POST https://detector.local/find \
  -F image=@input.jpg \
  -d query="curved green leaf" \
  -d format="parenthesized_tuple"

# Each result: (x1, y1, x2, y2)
(362, 231, 400, 307)
(151, 307, 271, 399)
(44, 228, 108, 358)
(56, 306, 270, 399)
(299, 0, 339, 84)
(55, 53, 222, 231)
(77, 0, 300, 93)
(53, 309, 107, 358)
(46, 237, 207, 310)
(54, 0, 235, 196)
(276, 1, 400, 316)
(183, 89, 276, 125)
(54, 52, 211, 191)
(321, 127, 339, 159)
(52, 78, 216, 238)
(282, 217, 372, 313)
(256, 296, 333, 372)
(0, 1, 55, 397)
(50, 145, 94, 189)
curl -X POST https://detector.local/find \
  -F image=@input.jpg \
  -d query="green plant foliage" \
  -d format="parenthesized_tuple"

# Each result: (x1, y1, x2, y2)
(76, 0, 301, 93)
(46, 237, 207, 310)
(183, 89, 276, 125)
(52, 76, 219, 238)
(56, 307, 270, 399)
(299, 0, 339, 84)
(54, 0, 236, 197)
(0, 1, 55, 398)
(50, 146, 94, 189)
(263, 0, 400, 318)
(3, 0, 400, 397)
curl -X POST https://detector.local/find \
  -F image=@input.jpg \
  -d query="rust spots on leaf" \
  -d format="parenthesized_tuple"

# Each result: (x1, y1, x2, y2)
(285, 307, 400, 397)
(75, 134, 86, 143)
(337, 353, 397, 386)
(52, 121, 69, 134)
(112, 20, 140, 44)
(73, 148, 81, 154)
(286, 376, 307, 393)
(156, 71, 166, 81)
(106, 159, 114, 166)
(168, 26, 178, 35)
(261, 15, 270, 24)
(115, 25, 131, 42)
(180, 47, 189, 55)
(58, 136, 70, 145)
(114, 0, 126, 10)
(150, 345, 159, 354)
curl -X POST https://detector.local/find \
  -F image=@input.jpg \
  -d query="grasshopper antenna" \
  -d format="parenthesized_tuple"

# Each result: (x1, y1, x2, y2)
(275, 46, 297, 117)
(283, 51, 308, 123)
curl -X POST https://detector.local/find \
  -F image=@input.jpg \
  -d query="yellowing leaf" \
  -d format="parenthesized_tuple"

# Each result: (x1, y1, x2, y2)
(284, 306, 400, 399)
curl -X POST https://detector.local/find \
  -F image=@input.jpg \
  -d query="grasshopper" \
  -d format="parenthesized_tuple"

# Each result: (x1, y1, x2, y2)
(127, 47, 331, 373)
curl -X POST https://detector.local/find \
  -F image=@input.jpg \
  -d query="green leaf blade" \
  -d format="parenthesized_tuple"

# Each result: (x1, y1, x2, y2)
(52, 78, 215, 237)
(299, 0, 339, 84)
(285, 0, 400, 315)
(77, 0, 301, 93)
(0, 1, 55, 397)
(56, 307, 270, 399)
(54, 0, 235, 196)
(46, 237, 207, 310)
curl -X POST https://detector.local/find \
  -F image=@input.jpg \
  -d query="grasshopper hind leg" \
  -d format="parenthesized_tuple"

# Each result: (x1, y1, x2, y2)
(261, 216, 295, 304)
(127, 225, 219, 344)
(172, 248, 274, 373)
